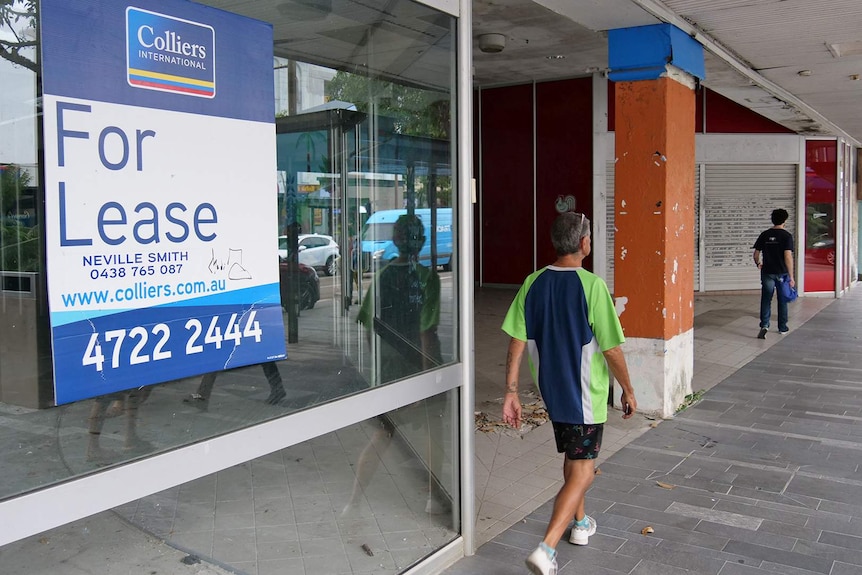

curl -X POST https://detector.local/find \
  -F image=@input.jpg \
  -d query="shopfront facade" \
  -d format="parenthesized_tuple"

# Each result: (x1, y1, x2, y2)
(3, 1, 860, 572)
(0, 0, 475, 573)
(475, 77, 858, 299)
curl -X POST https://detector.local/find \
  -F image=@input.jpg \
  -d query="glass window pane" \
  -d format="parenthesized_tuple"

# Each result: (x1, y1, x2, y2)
(0, 390, 461, 574)
(0, 0, 458, 518)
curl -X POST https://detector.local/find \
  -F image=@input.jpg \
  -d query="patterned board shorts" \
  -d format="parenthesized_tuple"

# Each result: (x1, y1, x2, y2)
(552, 422, 604, 460)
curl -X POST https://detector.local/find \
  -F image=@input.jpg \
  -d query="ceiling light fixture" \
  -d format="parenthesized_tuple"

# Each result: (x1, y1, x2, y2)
(546, 55, 566, 60)
(478, 33, 506, 54)
(797, 70, 812, 77)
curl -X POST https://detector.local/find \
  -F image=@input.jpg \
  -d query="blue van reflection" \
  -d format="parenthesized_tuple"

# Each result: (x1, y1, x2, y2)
(360, 208, 453, 271)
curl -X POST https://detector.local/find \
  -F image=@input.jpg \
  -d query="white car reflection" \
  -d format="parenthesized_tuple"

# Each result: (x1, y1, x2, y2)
(278, 233, 340, 276)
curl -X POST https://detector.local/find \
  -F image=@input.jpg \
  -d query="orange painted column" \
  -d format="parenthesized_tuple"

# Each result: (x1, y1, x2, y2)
(613, 73, 697, 416)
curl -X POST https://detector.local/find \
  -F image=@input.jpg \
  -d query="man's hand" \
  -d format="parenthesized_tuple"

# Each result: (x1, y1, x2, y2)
(621, 391, 637, 419)
(503, 338, 527, 429)
(502, 392, 522, 429)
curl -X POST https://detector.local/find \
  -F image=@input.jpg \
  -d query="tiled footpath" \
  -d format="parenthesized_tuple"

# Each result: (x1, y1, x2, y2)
(445, 287, 862, 575)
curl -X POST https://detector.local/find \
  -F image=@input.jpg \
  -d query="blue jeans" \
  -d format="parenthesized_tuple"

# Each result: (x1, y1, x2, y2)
(760, 273, 788, 332)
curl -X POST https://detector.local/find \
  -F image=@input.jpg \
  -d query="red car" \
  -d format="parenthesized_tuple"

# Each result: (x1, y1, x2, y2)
(806, 236, 835, 266)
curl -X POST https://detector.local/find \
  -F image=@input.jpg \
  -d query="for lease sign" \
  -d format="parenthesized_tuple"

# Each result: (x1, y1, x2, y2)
(40, 0, 285, 404)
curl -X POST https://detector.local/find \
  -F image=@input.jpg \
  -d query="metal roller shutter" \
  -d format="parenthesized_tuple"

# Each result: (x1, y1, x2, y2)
(702, 164, 796, 291)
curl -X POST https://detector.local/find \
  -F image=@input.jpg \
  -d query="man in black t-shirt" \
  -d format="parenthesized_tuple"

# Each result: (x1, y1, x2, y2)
(752, 208, 795, 339)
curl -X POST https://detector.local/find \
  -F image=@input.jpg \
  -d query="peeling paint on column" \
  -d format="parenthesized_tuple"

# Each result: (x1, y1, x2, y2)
(620, 247, 627, 260)
(614, 296, 628, 317)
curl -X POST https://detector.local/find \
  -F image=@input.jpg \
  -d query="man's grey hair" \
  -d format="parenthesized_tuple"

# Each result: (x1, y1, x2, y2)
(551, 212, 591, 256)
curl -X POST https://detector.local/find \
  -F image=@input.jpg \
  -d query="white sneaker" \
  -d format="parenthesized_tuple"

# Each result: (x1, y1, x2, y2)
(525, 546, 557, 575)
(569, 515, 597, 545)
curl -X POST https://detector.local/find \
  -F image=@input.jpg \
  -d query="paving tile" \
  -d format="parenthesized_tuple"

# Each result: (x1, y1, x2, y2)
(695, 519, 796, 552)
(716, 564, 796, 575)
(791, 539, 862, 569)
(256, 538, 302, 561)
(712, 499, 809, 527)
(590, 513, 639, 534)
(441, 554, 523, 575)
(722, 540, 832, 573)
(723, 485, 820, 510)
(475, 540, 535, 567)
(804, 514, 862, 537)
(756, 518, 820, 541)
(258, 557, 305, 575)
(506, 516, 548, 538)
(619, 517, 731, 551)
(212, 527, 257, 563)
(554, 542, 640, 573)
(302, 552, 351, 574)
(785, 475, 862, 506)
(628, 482, 728, 510)
(832, 561, 862, 575)
(604, 448, 687, 473)
(606, 503, 700, 530)
(615, 538, 726, 574)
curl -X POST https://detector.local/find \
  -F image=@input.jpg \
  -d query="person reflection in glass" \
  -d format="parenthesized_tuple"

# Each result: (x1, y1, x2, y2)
(87, 387, 153, 463)
(183, 362, 286, 411)
(356, 214, 442, 383)
(348, 214, 447, 517)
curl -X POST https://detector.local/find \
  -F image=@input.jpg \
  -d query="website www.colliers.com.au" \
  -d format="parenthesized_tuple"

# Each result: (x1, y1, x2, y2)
(60, 279, 227, 308)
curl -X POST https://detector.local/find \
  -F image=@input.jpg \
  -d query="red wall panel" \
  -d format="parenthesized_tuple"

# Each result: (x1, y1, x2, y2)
(609, 82, 793, 134)
(480, 85, 534, 284)
(473, 90, 481, 281)
(536, 78, 593, 269)
(704, 89, 795, 133)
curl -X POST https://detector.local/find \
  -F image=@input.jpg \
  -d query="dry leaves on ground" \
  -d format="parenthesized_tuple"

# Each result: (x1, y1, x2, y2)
(475, 399, 549, 434)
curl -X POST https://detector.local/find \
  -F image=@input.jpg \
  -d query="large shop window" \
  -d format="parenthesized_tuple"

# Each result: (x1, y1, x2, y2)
(0, 0, 458, 532)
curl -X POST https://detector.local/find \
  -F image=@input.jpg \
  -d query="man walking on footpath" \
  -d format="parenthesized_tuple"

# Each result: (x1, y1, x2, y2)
(753, 208, 795, 339)
(501, 212, 637, 575)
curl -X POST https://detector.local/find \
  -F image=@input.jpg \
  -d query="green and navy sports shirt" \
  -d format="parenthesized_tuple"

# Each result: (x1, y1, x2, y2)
(502, 266, 624, 425)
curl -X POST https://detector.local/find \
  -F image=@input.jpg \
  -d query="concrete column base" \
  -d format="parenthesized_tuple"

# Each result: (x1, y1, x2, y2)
(612, 329, 693, 419)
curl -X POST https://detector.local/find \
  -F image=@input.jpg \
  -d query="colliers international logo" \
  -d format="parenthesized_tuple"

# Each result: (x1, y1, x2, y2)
(126, 7, 215, 98)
